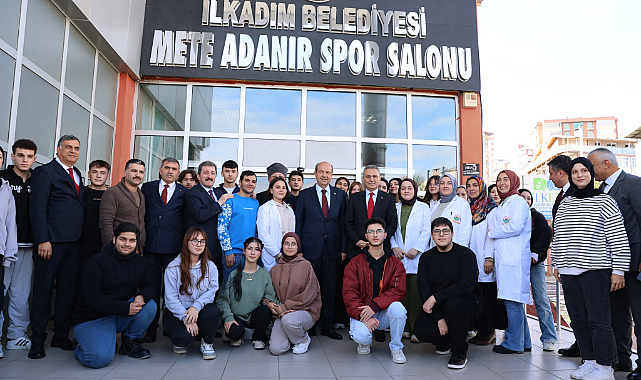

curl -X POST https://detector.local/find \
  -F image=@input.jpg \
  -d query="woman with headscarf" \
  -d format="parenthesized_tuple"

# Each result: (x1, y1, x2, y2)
(551, 158, 629, 380)
(429, 174, 472, 248)
(465, 175, 506, 346)
(488, 170, 533, 354)
(390, 179, 432, 342)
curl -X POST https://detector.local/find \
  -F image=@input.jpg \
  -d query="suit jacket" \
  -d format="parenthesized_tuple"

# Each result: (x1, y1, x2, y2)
(30, 159, 84, 245)
(344, 190, 398, 259)
(295, 185, 347, 261)
(607, 171, 641, 271)
(184, 185, 225, 261)
(141, 180, 187, 255)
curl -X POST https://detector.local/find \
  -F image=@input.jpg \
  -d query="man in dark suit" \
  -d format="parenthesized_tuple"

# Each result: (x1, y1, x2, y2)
(28, 135, 84, 359)
(589, 148, 641, 377)
(295, 161, 347, 339)
(184, 161, 233, 275)
(140, 157, 186, 343)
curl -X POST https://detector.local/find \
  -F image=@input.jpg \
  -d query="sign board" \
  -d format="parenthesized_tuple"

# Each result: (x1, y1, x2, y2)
(140, 0, 481, 92)
(522, 175, 561, 221)
(462, 163, 479, 176)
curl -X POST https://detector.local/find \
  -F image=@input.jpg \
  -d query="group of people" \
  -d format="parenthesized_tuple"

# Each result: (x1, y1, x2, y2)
(0, 136, 639, 379)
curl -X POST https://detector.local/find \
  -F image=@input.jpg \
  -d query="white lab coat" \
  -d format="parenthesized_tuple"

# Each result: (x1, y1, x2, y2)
(487, 194, 533, 304)
(468, 209, 496, 283)
(256, 200, 295, 271)
(390, 201, 432, 274)
(429, 196, 472, 248)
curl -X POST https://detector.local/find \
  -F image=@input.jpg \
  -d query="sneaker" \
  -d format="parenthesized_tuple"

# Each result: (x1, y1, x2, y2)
(252, 340, 266, 350)
(334, 323, 346, 330)
(467, 331, 477, 338)
(571, 360, 596, 380)
(200, 341, 216, 360)
(0, 346, 4, 358)
(583, 365, 614, 380)
(173, 345, 187, 354)
(542, 342, 555, 352)
(391, 348, 406, 364)
(119, 336, 151, 359)
(436, 345, 451, 355)
(402, 331, 411, 339)
(448, 352, 468, 369)
(292, 334, 311, 354)
(243, 328, 254, 340)
(357, 343, 371, 355)
(410, 335, 420, 343)
(6, 336, 32, 350)
(229, 339, 244, 347)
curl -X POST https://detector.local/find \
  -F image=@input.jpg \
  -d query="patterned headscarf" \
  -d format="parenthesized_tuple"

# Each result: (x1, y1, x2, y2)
(439, 174, 457, 203)
(497, 170, 521, 201)
(467, 175, 497, 226)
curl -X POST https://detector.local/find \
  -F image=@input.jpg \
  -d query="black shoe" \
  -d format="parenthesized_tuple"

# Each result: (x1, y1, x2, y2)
(524, 347, 532, 352)
(613, 363, 633, 372)
(374, 330, 386, 343)
(558, 342, 580, 357)
(144, 330, 156, 343)
(435, 345, 451, 355)
(28, 344, 46, 359)
(627, 367, 641, 379)
(493, 345, 522, 354)
(119, 335, 151, 359)
(320, 327, 343, 340)
(51, 336, 77, 351)
(447, 352, 468, 369)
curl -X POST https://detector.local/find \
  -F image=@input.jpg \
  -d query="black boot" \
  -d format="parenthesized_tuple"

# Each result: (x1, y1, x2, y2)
(119, 335, 151, 359)
(557, 341, 580, 357)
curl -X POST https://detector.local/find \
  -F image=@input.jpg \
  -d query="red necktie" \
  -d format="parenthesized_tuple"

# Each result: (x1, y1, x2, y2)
(367, 192, 375, 218)
(321, 189, 329, 218)
(552, 189, 564, 218)
(67, 168, 79, 197)
(161, 184, 169, 205)
(208, 189, 215, 200)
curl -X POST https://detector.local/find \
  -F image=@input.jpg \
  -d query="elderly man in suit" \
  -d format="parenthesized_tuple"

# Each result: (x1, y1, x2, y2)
(140, 157, 186, 343)
(295, 161, 347, 339)
(589, 147, 641, 378)
(28, 135, 84, 359)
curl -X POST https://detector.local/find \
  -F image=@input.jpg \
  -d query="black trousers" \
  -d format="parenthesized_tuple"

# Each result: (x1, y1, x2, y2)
(414, 295, 482, 355)
(609, 268, 641, 367)
(163, 303, 221, 346)
(145, 252, 177, 333)
(562, 269, 617, 366)
(30, 241, 80, 346)
(308, 244, 338, 328)
(472, 282, 507, 337)
(334, 256, 351, 326)
(226, 304, 272, 343)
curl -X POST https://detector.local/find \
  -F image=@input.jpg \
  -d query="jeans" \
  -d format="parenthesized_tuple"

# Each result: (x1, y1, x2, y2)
(73, 299, 156, 369)
(502, 300, 531, 352)
(222, 252, 244, 287)
(349, 301, 406, 351)
(530, 263, 557, 344)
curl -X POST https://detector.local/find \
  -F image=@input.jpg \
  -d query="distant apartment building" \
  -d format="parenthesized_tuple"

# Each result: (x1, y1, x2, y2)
(483, 131, 495, 180)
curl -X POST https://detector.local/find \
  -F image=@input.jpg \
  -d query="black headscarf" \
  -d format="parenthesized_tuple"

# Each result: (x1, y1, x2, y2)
(565, 157, 602, 199)
(398, 178, 418, 206)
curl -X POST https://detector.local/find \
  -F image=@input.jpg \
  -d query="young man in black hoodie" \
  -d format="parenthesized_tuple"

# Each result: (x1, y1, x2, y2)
(71, 222, 156, 369)
(0, 139, 37, 351)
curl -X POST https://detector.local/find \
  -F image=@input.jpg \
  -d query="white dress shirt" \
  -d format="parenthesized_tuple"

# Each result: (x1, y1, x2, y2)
(315, 183, 330, 209)
(56, 156, 80, 185)
(603, 168, 622, 194)
(159, 180, 176, 202)
(365, 188, 378, 209)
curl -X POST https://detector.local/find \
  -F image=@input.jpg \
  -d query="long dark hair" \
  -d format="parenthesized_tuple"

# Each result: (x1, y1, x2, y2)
(178, 227, 210, 296)
(265, 177, 290, 201)
(232, 237, 264, 302)
(422, 175, 441, 203)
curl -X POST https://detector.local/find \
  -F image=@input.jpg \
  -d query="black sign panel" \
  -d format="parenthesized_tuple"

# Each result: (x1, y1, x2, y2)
(140, 0, 481, 92)
(462, 163, 480, 176)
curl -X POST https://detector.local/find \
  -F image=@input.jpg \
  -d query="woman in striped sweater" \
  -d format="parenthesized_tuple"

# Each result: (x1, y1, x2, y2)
(551, 157, 630, 380)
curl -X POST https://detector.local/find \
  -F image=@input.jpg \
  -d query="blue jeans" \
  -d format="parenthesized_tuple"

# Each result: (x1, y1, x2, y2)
(530, 263, 557, 344)
(349, 301, 406, 351)
(73, 299, 156, 368)
(502, 300, 531, 352)
(222, 252, 244, 287)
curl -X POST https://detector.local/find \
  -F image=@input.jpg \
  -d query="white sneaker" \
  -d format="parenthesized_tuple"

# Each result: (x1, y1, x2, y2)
(292, 334, 311, 354)
(0, 345, 4, 358)
(229, 339, 244, 347)
(6, 336, 32, 350)
(334, 323, 345, 330)
(252, 340, 266, 350)
(391, 348, 406, 364)
(173, 345, 187, 354)
(542, 342, 555, 352)
(583, 365, 614, 380)
(357, 343, 371, 355)
(243, 328, 254, 340)
(571, 360, 596, 380)
(200, 340, 216, 360)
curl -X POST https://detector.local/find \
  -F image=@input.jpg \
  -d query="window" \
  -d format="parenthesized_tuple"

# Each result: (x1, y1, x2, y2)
(0, 50, 15, 141)
(136, 84, 187, 131)
(65, 26, 95, 104)
(587, 122, 594, 129)
(244, 139, 300, 168)
(361, 143, 407, 178)
(362, 93, 406, 138)
(23, 0, 66, 81)
(412, 96, 456, 141)
(412, 145, 457, 191)
(0, 0, 21, 49)
(632, 158, 637, 168)
(94, 55, 118, 119)
(564, 123, 570, 131)
(188, 137, 238, 168)
(60, 96, 90, 168)
(620, 157, 629, 168)
(306, 141, 356, 170)
(564, 132, 570, 136)
(191, 86, 240, 133)
(307, 91, 355, 137)
(588, 131, 594, 137)
(245, 88, 301, 135)
(134, 136, 184, 182)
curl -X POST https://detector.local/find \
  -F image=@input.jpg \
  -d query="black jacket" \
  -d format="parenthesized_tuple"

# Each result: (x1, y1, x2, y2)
(0, 166, 32, 244)
(141, 180, 187, 255)
(344, 190, 398, 259)
(530, 208, 552, 265)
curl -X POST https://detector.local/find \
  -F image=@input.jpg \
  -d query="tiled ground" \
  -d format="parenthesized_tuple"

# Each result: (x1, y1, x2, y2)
(0, 318, 636, 379)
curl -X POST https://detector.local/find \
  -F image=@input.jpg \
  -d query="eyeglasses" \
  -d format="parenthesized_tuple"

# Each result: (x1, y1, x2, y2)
(366, 229, 385, 235)
(283, 242, 298, 247)
(432, 229, 452, 235)
(189, 239, 207, 246)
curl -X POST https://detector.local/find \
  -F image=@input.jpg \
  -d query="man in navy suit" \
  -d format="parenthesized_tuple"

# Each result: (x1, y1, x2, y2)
(28, 135, 84, 359)
(184, 161, 233, 276)
(295, 161, 347, 339)
(140, 157, 186, 343)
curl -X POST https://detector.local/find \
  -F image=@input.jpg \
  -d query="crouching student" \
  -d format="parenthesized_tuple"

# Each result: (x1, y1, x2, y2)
(269, 232, 321, 355)
(414, 217, 482, 370)
(71, 223, 156, 369)
(163, 227, 220, 360)
(217, 237, 279, 350)
(343, 217, 407, 364)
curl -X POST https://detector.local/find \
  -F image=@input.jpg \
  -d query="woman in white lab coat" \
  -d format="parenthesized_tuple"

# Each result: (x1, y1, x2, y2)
(465, 175, 507, 346)
(429, 174, 472, 248)
(390, 178, 431, 342)
(488, 170, 533, 354)
(256, 178, 295, 271)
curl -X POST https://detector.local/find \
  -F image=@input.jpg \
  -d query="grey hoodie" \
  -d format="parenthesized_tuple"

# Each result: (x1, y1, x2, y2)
(164, 255, 219, 320)
(0, 178, 18, 267)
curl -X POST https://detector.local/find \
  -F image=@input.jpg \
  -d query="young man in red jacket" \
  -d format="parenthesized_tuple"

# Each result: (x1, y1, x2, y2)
(343, 217, 407, 364)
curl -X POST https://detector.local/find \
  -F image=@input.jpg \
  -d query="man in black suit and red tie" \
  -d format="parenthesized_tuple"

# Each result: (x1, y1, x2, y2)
(28, 135, 84, 359)
(295, 161, 347, 339)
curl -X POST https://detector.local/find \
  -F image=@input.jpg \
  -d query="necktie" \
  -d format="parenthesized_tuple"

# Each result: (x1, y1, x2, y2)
(208, 189, 215, 201)
(161, 184, 169, 205)
(321, 189, 329, 218)
(599, 182, 607, 192)
(367, 192, 375, 218)
(552, 189, 563, 218)
(67, 168, 79, 197)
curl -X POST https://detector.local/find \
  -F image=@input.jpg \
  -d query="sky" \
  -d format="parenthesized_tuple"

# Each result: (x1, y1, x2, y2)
(476, 0, 641, 158)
